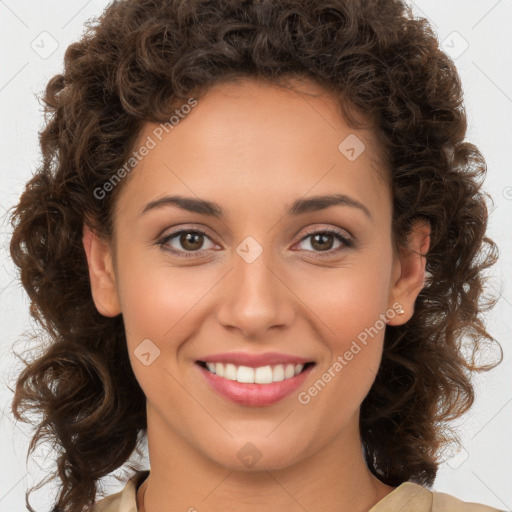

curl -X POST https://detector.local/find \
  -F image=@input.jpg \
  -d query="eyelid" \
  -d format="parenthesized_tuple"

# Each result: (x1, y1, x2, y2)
(293, 226, 354, 256)
(156, 222, 216, 240)
(298, 225, 353, 244)
(157, 226, 217, 258)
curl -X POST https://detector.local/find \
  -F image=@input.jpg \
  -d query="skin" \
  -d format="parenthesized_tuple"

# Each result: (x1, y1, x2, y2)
(83, 76, 430, 512)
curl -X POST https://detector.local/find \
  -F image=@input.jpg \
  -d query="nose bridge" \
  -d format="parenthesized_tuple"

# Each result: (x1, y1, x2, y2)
(216, 238, 293, 337)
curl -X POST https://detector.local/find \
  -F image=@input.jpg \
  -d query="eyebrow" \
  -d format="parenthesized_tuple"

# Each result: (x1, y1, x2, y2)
(140, 193, 372, 220)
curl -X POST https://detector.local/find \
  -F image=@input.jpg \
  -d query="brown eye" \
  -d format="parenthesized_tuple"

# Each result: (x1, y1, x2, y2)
(158, 229, 216, 257)
(179, 232, 205, 251)
(309, 233, 336, 251)
(296, 228, 353, 256)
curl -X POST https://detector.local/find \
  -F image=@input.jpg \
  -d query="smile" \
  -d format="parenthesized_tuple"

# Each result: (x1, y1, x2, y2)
(196, 361, 316, 406)
(198, 361, 312, 384)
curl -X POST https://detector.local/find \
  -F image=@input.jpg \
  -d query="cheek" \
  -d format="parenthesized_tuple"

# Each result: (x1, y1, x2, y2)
(117, 262, 204, 396)
(298, 248, 393, 398)
(120, 274, 192, 338)
(304, 250, 393, 342)
(116, 246, 221, 369)
(297, 286, 389, 433)
(116, 242, 190, 330)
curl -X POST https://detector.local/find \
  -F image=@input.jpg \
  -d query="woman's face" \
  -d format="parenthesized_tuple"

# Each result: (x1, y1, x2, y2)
(85, 77, 428, 472)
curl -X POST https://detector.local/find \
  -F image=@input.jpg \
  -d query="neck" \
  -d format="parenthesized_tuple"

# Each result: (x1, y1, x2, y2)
(137, 477, 148, 512)
(140, 408, 396, 512)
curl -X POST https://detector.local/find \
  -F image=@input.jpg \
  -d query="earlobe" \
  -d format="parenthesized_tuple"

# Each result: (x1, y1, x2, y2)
(387, 219, 430, 326)
(82, 224, 121, 317)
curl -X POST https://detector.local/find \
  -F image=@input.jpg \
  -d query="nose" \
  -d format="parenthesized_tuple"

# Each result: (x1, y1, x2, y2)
(215, 249, 295, 340)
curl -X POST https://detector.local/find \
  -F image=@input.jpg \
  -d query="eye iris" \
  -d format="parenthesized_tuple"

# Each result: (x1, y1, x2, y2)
(311, 233, 334, 251)
(171, 230, 343, 253)
(181, 232, 204, 251)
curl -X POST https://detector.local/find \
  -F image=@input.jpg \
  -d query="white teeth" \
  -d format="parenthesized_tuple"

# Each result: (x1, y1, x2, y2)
(284, 364, 295, 379)
(215, 362, 224, 377)
(273, 364, 285, 382)
(202, 361, 308, 383)
(224, 363, 237, 380)
(237, 365, 254, 383)
(255, 365, 273, 384)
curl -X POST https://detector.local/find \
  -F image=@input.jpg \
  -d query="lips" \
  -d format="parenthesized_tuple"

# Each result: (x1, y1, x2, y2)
(196, 362, 315, 406)
(195, 351, 316, 406)
(197, 351, 313, 367)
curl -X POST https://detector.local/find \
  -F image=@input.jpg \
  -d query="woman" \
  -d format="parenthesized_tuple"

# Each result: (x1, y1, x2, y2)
(9, 0, 504, 511)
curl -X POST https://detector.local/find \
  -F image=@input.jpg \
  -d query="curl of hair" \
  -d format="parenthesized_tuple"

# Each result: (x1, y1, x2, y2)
(8, 0, 501, 510)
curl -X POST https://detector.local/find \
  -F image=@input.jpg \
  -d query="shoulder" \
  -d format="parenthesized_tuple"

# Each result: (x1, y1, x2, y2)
(370, 482, 506, 512)
(92, 470, 149, 512)
(91, 490, 124, 512)
(431, 486, 506, 512)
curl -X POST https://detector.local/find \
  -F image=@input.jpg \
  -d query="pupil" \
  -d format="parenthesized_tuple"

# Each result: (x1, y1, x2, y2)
(182, 232, 203, 250)
(312, 233, 333, 251)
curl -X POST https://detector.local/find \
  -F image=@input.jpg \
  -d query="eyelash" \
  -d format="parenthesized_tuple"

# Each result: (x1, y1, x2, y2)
(157, 226, 354, 259)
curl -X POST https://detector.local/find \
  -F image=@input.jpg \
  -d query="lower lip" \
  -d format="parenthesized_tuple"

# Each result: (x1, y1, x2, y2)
(196, 363, 314, 407)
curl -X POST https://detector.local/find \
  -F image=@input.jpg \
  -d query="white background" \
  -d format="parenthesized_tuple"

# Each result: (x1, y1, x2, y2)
(0, 1, 511, 511)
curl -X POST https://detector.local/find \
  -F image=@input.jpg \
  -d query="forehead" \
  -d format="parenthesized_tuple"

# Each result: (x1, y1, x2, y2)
(163, 76, 385, 166)
(114, 77, 390, 223)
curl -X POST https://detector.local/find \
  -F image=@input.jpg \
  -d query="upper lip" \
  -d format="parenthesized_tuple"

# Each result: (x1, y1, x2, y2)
(197, 351, 314, 368)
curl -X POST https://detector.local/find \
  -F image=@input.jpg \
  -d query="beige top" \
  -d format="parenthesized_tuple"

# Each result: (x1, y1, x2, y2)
(92, 470, 505, 512)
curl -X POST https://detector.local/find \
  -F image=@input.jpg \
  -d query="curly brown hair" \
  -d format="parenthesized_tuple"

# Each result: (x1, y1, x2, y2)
(8, 0, 502, 511)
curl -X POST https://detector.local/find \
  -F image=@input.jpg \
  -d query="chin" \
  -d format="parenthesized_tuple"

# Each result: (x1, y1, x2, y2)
(201, 435, 311, 473)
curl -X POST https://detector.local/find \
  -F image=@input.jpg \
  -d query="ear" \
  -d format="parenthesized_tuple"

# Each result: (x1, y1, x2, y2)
(387, 218, 430, 326)
(82, 223, 121, 317)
